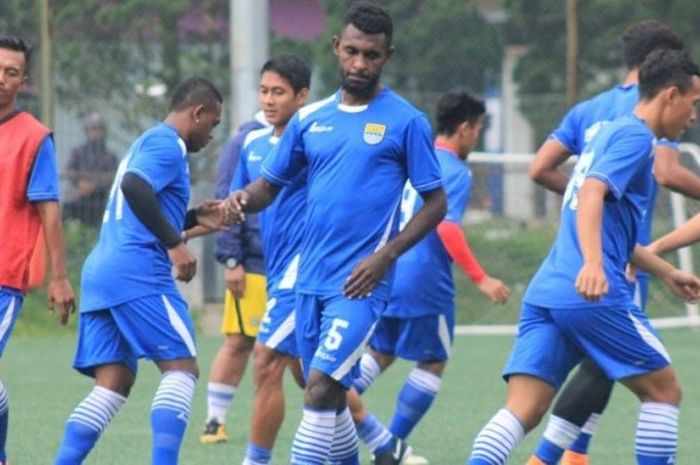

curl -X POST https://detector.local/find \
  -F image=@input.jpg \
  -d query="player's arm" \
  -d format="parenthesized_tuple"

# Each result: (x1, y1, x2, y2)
(344, 187, 447, 298)
(653, 144, 700, 199)
(648, 212, 700, 256)
(574, 178, 609, 301)
(631, 244, 700, 303)
(528, 139, 572, 194)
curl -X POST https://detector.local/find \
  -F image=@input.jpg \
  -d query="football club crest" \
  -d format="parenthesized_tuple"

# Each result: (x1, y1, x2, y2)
(363, 123, 386, 145)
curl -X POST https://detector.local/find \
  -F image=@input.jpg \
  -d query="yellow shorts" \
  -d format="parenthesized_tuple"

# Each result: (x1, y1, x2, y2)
(221, 272, 267, 337)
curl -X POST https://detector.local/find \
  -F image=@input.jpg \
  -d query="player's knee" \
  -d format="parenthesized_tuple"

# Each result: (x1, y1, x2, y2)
(304, 371, 344, 409)
(368, 348, 394, 371)
(224, 333, 255, 357)
(253, 346, 286, 387)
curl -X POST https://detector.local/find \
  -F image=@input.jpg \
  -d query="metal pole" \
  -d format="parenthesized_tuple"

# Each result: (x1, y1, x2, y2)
(230, 0, 269, 132)
(565, 0, 579, 107)
(39, 0, 54, 127)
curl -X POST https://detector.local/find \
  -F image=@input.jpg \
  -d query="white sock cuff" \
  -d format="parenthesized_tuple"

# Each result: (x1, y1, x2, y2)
(303, 407, 337, 428)
(495, 408, 525, 441)
(162, 370, 197, 388)
(543, 415, 581, 449)
(581, 412, 602, 435)
(407, 367, 442, 393)
(208, 382, 236, 395)
(361, 353, 381, 378)
(93, 385, 128, 406)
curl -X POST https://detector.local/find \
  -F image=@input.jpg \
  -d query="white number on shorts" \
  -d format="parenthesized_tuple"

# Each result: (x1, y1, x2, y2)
(324, 318, 350, 351)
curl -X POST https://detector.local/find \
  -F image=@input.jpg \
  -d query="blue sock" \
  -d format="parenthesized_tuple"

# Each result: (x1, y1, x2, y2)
(389, 368, 441, 438)
(54, 386, 126, 465)
(534, 439, 564, 464)
(468, 409, 524, 465)
(0, 382, 8, 462)
(243, 442, 272, 465)
(356, 413, 393, 454)
(534, 415, 580, 464)
(151, 371, 196, 465)
(636, 402, 678, 465)
(290, 408, 335, 465)
(328, 407, 359, 465)
(569, 412, 600, 454)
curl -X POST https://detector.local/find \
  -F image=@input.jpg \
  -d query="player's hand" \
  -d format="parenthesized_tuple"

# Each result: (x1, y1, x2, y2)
(344, 249, 394, 299)
(224, 190, 249, 224)
(48, 277, 76, 326)
(476, 276, 510, 304)
(168, 243, 197, 282)
(661, 269, 700, 303)
(225, 265, 246, 299)
(575, 261, 608, 301)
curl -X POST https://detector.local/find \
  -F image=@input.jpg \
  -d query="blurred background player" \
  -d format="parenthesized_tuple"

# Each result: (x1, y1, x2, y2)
(348, 90, 510, 465)
(53, 77, 225, 465)
(63, 112, 119, 227)
(526, 20, 700, 465)
(467, 49, 700, 465)
(0, 33, 75, 465)
(198, 109, 269, 446)
(226, 3, 447, 464)
(230, 53, 310, 465)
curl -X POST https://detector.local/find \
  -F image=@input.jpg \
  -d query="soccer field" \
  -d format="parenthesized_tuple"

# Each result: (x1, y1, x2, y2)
(6, 328, 700, 464)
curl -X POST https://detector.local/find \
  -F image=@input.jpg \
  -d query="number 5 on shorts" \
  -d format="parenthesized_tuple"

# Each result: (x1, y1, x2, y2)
(324, 318, 349, 351)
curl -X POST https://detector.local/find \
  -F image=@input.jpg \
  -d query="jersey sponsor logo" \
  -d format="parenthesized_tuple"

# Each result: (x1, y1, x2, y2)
(248, 151, 263, 162)
(308, 121, 334, 133)
(363, 123, 386, 145)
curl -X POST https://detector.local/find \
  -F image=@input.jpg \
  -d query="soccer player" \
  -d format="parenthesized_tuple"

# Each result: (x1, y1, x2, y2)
(231, 54, 311, 465)
(226, 3, 446, 464)
(349, 90, 510, 465)
(525, 21, 700, 465)
(466, 49, 700, 465)
(53, 77, 225, 465)
(198, 111, 269, 445)
(0, 34, 75, 465)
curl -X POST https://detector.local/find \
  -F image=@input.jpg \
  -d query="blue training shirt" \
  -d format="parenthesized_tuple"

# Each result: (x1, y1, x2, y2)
(231, 126, 307, 292)
(80, 123, 190, 312)
(261, 88, 443, 300)
(27, 137, 60, 202)
(525, 114, 655, 308)
(385, 146, 471, 317)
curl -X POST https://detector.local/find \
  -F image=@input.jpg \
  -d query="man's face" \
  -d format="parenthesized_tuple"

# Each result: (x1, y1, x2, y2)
(459, 117, 485, 159)
(188, 102, 222, 152)
(333, 24, 392, 99)
(662, 76, 700, 140)
(0, 47, 26, 109)
(259, 70, 306, 129)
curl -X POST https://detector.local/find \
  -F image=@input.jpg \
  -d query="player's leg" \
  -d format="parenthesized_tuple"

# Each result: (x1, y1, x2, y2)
(467, 304, 581, 465)
(0, 290, 23, 464)
(352, 346, 396, 395)
(54, 310, 137, 465)
(203, 273, 266, 443)
(526, 359, 613, 465)
(243, 291, 299, 465)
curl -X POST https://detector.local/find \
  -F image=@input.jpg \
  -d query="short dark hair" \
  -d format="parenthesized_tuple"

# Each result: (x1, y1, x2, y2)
(621, 20, 684, 69)
(169, 77, 223, 112)
(261, 54, 311, 93)
(436, 91, 486, 135)
(0, 34, 32, 74)
(639, 49, 700, 100)
(342, 2, 393, 46)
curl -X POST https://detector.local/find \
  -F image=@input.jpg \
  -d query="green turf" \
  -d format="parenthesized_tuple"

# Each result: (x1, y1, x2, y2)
(4, 329, 700, 464)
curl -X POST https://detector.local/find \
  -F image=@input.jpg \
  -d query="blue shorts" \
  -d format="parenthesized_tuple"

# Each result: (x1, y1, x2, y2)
(257, 290, 298, 357)
(74, 293, 197, 377)
(503, 302, 671, 390)
(296, 293, 385, 389)
(0, 289, 23, 357)
(370, 313, 454, 362)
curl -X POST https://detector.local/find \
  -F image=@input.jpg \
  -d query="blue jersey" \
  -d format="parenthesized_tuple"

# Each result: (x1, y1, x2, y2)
(525, 115, 655, 308)
(262, 88, 443, 300)
(231, 127, 307, 291)
(27, 137, 60, 202)
(385, 146, 471, 317)
(80, 123, 190, 312)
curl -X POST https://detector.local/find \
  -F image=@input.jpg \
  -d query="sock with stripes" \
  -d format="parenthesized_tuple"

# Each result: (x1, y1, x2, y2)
(206, 382, 236, 424)
(532, 415, 581, 464)
(468, 408, 525, 465)
(0, 381, 8, 462)
(242, 442, 272, 465)
(54, 386, 127, 464)
(328, 407, 360, 465)
(569, 412, 601, 454)
(351, 354, 381, 395)
(290, 408, 336, 465)
(389, 368, 441, 438)
(635, 402, 678, 465)
(356, 413, 394, 454)
(151, 371, 196, 465)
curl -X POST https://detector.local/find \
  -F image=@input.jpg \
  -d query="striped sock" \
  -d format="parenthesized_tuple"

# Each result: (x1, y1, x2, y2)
(635, 402, 678, 465)
(54, 386, 126, 465)
(290, 408, 336, 465)
(356, 413, 393, 454)
(242, 442, 272, 465)
(206, 382, 236, 424)
(468, 408, 525, 465)
(390, 368, 441, 438)
(328, 407, 360, 465)
(151, 371, 196, 465)
(0, 381, 8, 462)
(351, 354, 381, 395)
(534, 415, 581, 463)
(569, 412, 601, 454)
